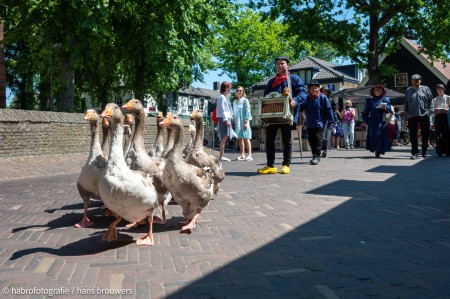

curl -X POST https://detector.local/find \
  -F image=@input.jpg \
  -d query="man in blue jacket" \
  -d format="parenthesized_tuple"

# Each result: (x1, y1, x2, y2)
(257, 56, 307, 174)
(301, 80, 334, 165)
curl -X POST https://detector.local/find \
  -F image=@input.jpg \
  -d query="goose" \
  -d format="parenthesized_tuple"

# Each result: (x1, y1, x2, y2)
(159, 114, 214, 233)
(75, 109, 106, 228)
(148, 112, 165, 157)
(99, 103, 159, 246)
(183, 123, 196, 158)
(186, 109, 225, 194)
(122, 99, 172, 225)
(161, 112, 175, 158)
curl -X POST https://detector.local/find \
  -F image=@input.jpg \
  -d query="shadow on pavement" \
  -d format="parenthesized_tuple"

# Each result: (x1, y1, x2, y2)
(167, 158, 450, 298)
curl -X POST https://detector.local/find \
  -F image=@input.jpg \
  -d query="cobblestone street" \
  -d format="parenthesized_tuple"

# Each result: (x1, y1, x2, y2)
(0, 146, 449, 298)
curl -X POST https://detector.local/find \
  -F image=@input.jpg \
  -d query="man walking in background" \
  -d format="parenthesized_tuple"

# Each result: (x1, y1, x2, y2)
(404, 74, 433, 159)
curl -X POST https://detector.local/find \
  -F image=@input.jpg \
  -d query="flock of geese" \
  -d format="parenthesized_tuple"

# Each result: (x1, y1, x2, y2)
(75, 100, 225, 246)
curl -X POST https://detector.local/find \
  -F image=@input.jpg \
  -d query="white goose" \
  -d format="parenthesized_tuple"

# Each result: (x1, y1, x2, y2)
(160, 114, 214, 233)
(122, 99, 172, 224)
(99, 103, 159, 246)
(75, 109, 106, 228)
(186, 109, 225, 194)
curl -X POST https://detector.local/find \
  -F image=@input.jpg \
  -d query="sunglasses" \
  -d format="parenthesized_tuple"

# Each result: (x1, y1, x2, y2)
(236, 90, 243, 92)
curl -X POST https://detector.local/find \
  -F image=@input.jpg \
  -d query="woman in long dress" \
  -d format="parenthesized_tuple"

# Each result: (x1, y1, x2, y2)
(362, 85, 393, 158)
(232, 86, 253, 161)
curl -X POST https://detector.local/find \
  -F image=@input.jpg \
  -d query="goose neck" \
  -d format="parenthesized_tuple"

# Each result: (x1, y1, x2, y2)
(193, 118, 204, 149)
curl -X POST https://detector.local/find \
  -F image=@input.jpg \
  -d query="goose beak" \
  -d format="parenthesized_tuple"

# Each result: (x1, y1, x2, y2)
(159, 117, 171, 127)
(121, 101, 133, 111)
(84, 111, 93, 120)
(101, 107, 113, 118)
(102, 117, 109, 127)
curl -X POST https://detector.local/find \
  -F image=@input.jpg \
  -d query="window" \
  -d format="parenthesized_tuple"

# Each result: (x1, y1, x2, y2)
(395, 73, 408, 87)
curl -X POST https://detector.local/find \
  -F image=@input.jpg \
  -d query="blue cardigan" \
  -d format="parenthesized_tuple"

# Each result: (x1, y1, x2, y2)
(301, 93, 334, 129)
(264, 74, 307, 125)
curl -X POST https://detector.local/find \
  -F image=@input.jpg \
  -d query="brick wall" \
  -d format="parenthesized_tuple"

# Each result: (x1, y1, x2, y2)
(0, 109, 193, 158)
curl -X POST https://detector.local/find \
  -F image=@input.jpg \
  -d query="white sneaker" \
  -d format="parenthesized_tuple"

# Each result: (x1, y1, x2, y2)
(237, 156, 246, 161)
(220, 157, 231, 162)
(245, 155, 253, 161)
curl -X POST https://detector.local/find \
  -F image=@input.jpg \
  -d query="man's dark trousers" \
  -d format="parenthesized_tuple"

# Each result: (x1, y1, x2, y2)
(265, 124, 292, 167)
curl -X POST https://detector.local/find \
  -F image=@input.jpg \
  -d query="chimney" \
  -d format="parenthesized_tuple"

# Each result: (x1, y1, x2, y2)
(213, 81, 220, 91)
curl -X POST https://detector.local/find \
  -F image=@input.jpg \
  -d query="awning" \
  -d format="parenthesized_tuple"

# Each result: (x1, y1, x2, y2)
(333, 85, 404, 98)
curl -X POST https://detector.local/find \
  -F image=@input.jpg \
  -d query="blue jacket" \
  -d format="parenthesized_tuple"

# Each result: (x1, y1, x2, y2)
(301, 93, 334, 129)
(264, 74, 307, 125)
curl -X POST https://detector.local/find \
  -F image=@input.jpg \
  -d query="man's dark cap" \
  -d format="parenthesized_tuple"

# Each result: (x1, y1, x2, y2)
(308, 80, 321, 88)
(275, 56, 290, 64)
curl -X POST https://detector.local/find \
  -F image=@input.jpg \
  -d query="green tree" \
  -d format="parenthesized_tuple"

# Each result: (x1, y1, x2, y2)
(250, 0, 450, 84)
(109, 0, 227, 107)
(0, 0, 231, 112)
(214, 6, 340, 90)
(213, 8, 294, 89)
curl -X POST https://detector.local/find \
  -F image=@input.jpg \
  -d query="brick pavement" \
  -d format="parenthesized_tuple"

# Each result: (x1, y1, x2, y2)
(0, 146, 449, 298)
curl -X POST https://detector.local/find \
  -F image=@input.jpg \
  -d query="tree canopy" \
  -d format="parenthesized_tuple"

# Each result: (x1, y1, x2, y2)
(213, 5, 340, 91)
(0, 0, 230, 111)
(250, 0, 450, 84)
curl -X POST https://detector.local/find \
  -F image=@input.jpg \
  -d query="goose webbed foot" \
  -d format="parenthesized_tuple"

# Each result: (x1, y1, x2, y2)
(180, 213, 200, 233)
(102, 216, 121, 241)
(136, 215, 154, 246)
(126, 219, 145, 228)
(74, 215, 93, 228)
(181, 218, 197, 233)
(136, 234, 154, 246)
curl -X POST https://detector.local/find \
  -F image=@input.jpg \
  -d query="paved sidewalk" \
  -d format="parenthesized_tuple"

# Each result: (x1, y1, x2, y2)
(0, 146, 449, 298)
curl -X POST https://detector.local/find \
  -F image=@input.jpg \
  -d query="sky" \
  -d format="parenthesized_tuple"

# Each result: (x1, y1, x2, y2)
(191, 69, 232, 90)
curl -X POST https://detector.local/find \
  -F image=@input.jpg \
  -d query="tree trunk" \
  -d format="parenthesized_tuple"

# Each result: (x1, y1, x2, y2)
(134, 65, 145, 101)
(59, 0, 75, 112)
(38, 80, 51, 111)
(0, 19, 6, 109)
(366, 14, 381, 85)
(60, 49, 75, 112)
